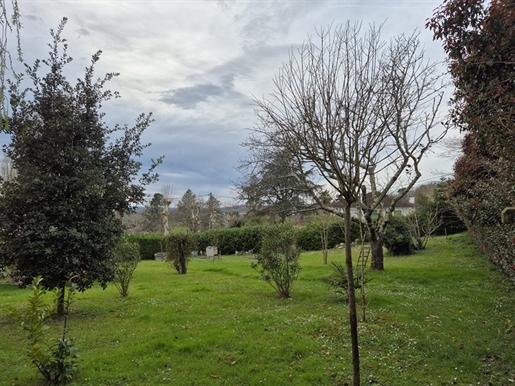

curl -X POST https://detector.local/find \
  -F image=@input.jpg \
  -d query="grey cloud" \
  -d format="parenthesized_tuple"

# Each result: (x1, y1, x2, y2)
(160, 83, 225, 109)
(24, 14, 42, 22)
(159, 70, 250, 109)
(76, 28, 90, 38)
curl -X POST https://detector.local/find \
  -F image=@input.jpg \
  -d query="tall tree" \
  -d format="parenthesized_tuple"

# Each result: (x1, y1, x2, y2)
(245, 23, 446, 385)
(142, 193, 165, 233)
(0, 19, 161, 315)
(176, 189, 201, 232)
(428, 0, 515, 282)
(237, 149, 318, 223)
(0, 0, 22, 127)
(202, 193, 223, 230)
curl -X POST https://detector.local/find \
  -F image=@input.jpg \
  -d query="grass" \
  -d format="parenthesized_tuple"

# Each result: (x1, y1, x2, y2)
(0, 233, 513, 385)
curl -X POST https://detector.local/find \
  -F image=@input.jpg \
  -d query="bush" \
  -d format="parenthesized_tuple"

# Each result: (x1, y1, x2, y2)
(383, 216, 413, 256)
(251, 222, 301, 298)
(322, 261, 369, 301)
(166, 229, 197, 274)
(112, 238, 141, 297)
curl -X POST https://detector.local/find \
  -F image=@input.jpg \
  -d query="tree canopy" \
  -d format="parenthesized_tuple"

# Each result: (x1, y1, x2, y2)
(0, 19, 161, 310)
(428, 0, 515, 283)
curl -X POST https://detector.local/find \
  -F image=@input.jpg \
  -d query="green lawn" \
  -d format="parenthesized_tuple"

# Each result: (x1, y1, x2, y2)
(1, 234, 513, 385)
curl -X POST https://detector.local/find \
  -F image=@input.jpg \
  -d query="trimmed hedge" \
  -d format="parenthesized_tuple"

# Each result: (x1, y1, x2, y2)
(296, 221, 361, 251)
(128, 221, 361, 259)
(192, 226, 264, 255)
(126, 233, 165, 260)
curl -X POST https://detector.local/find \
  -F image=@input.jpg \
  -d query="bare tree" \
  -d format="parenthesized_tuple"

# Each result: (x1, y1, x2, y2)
(1, 0, 22, 121)
(161, 184, 176, 234)
(246, 23, 446, 385)
(0, 155, 15, 181)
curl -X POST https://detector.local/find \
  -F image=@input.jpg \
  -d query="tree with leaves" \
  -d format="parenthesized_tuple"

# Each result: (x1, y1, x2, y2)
(428, 0, 515, 282)
(175, 189, 201, 232)
(142, 193, 165, 233)
(202, 193, 223, 230)
(0, 19, 161, 315)
(237, 149, 318, 223)
(245, 23, 446, 385)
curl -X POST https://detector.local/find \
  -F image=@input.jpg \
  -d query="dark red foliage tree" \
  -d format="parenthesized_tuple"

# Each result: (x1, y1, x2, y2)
(428, 0, 515, 283)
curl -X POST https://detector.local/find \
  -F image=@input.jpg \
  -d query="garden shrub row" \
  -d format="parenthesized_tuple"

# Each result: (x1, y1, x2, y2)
(126, 221, 361, 259)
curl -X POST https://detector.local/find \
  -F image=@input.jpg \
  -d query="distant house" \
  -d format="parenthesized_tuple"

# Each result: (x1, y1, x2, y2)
(347, 193, 416, 219)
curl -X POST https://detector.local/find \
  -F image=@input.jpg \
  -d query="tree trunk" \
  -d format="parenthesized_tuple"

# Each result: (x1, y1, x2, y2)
(344, 204, 360, 386)
(369, 227, 384, 270)
(57, 284, 65, 317)
(179, 241, 187, 274)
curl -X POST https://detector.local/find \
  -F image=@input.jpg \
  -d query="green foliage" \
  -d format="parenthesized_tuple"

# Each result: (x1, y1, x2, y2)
(125, 233, 165, 260)
(175, 189, 202, 232)
(112, 238, 141, 297)
(251, 222, 301, 298)
(429, 0, 515, 283)
(193, 226, 264, 255)
(10, 276, 79, 385)
(292, 221, 360, 252)
(383, 216, 413, 256)
(142, 193, 165, 233)
(166, 229, 197, 274)
(0, 18, 161, 293)
(237, 151, 319, 223)
(322, 261, 369, 301)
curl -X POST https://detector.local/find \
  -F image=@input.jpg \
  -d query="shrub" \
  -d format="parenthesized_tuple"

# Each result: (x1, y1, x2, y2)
(383, 216, 413, 256)
(10, 276, 79, 385)
(112, 238, 141, 297)
(251, 222, 301, 298)
(166, 229, 197, 274)
(322, 261, 370, 301)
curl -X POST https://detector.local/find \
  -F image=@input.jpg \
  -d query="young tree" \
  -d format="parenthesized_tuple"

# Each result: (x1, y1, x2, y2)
(245, 23, 446, 385)
(251, 222, 301, 298)
(0, 19, 161, 315)
(112, 238, 141, 298)
(176, 189, 201, 232)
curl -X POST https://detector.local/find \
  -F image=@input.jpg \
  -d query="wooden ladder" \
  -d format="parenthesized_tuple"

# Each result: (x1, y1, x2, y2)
(356, 246, 370, 272)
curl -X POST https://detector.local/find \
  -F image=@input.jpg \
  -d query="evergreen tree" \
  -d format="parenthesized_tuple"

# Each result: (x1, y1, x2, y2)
(202, 193, 223, 230)
(142, 193, 164, 233)
(0, 19, 161, 315)
(176, 189, 201, 232)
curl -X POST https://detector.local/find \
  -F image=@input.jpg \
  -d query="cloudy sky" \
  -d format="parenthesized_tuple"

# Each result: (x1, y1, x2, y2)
(8, 0, 456, 207)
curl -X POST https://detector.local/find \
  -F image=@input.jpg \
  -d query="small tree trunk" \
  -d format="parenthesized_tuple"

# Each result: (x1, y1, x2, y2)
(57, 284, 65, 317)
(344, 204, 360, 386)
(179, 241, 187, 274)
(369, 228, 384, 270)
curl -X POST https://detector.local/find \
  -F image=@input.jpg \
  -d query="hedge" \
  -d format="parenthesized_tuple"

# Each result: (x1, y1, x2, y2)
(125, 233, 165, 260)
